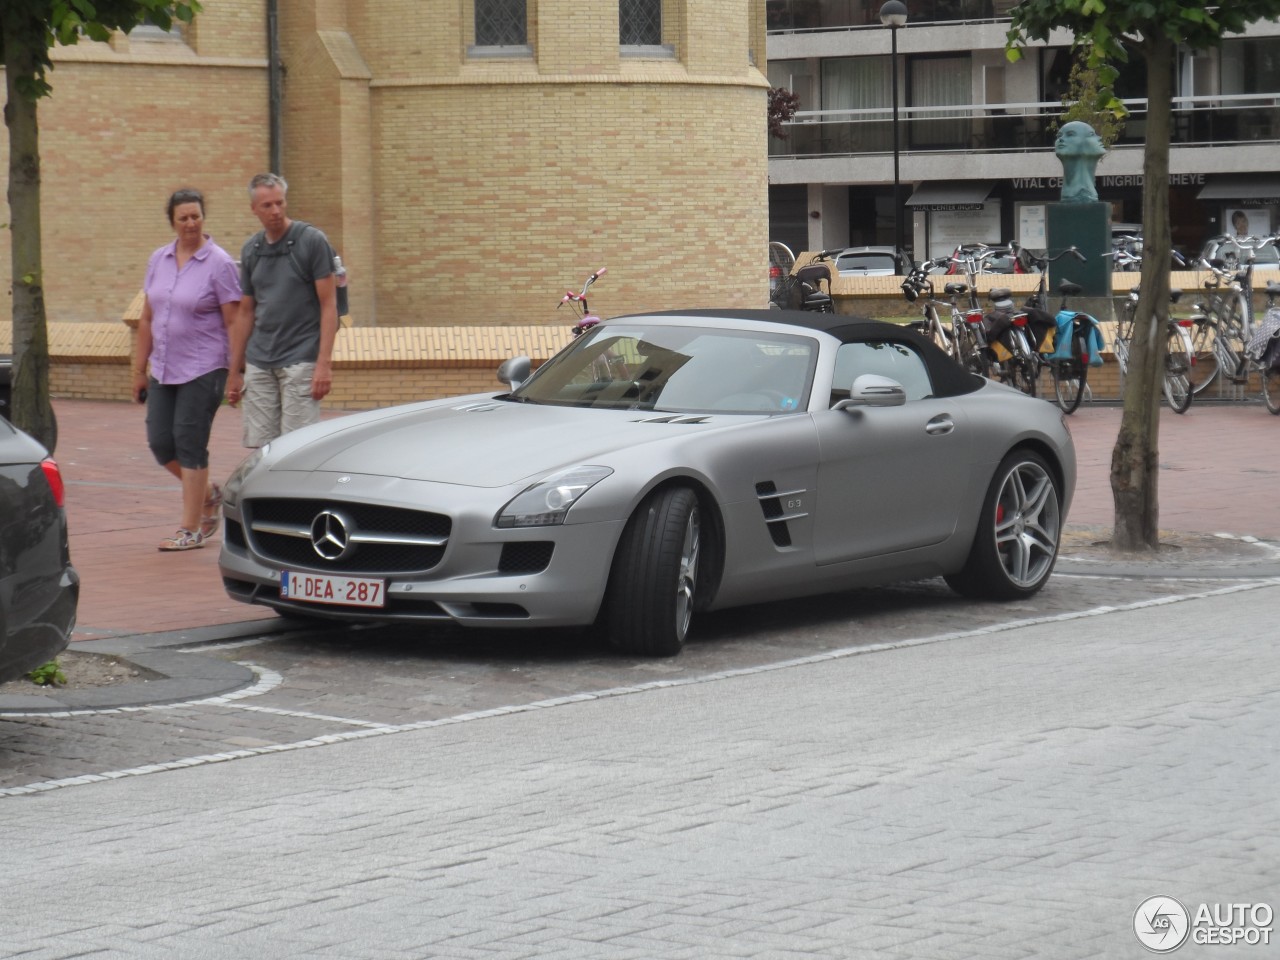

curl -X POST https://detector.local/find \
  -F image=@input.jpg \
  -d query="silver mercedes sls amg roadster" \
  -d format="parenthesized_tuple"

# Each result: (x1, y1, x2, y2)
(219, 310, 1075, 656)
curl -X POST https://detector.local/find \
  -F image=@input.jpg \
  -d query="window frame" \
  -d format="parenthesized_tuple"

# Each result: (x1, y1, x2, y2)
(469, 0, 533, 59)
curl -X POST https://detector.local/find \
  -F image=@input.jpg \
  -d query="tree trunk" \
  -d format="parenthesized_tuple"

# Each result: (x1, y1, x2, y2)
(1109, 34, 1174, 551)
(2, 6, 58, 453)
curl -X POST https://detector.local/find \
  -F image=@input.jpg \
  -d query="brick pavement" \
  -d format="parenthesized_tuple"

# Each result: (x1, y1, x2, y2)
(2, 584, 1277, 957)
(50, 396, 1280, 644)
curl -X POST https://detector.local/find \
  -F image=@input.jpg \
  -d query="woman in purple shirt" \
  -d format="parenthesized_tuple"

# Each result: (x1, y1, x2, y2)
(133, 188, 242, 551)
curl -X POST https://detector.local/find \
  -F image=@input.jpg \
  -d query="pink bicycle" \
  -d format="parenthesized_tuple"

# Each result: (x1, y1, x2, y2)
(560, 267, 607, 337)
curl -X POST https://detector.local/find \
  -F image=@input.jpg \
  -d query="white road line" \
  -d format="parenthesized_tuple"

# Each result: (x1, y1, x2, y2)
(3, 580, 1277, 798)
(218, 702, 395, 728)
(0, 665, 283, 719)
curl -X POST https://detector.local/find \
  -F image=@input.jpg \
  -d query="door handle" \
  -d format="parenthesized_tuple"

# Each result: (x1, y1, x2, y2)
(925, 415, 954, 436)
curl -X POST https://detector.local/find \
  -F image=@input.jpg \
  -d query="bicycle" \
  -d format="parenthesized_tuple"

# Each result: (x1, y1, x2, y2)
(1246, 280, 1280, 414)
(559, 267, 632, 384)
(901, 255, 987, 370)
(1113, 274, 1197, 414)
(1034, 276, 1105, 414)
(561, 266, 607, 336)
(1185, 236, 1276, 400)
(981, 245, 1095, 411)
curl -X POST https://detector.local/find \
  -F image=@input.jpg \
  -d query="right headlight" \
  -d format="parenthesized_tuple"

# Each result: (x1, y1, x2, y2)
(495, 465, 613, 528)
(221, 445, 267, 509)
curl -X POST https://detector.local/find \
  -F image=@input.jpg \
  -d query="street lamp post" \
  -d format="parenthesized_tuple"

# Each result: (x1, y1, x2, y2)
(879, 1, 908, 262)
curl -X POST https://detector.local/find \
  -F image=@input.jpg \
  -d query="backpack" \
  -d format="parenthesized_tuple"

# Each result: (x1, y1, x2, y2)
(243, 220, 349, 320)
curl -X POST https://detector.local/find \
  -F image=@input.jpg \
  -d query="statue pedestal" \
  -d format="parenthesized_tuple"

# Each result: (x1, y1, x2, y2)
(1047, 202, 1111, 306)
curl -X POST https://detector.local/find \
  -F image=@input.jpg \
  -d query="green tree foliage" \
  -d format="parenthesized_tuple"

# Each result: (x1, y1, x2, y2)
(1055, 49, 1124, 149)
(2, 1, 200, 451)
(1007, 0, 1280, 552)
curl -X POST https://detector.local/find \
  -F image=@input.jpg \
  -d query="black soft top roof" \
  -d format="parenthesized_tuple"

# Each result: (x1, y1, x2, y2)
(624, 308, 983, 398)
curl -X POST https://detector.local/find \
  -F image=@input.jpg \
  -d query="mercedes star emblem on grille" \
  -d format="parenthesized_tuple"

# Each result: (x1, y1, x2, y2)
(310, 510, 354, 561)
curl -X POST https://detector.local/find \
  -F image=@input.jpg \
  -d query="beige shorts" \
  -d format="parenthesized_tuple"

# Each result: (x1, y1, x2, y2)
(242, 362, 321, 448)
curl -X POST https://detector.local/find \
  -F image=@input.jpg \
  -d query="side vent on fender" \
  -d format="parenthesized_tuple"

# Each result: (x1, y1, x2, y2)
(755, 481, 809, 548)
(455, 402, 504, 413)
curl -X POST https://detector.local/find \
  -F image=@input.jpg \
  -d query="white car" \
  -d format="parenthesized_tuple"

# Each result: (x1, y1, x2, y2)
(833, 246, 910, 277)
(1200, 235, 1280, 272)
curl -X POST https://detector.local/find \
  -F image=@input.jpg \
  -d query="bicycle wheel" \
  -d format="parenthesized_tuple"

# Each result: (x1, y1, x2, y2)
(1187, 317, 1220, 395)
(1263, 361, 1280, 415)
(953, 322, 989, 377)
(925, 306, 954, 357)
(1112, 334, 1130, 378)
(1051, 336, 1088, 414)
(1162, 327, 1192, 414)
(1007, 357, 1037, 397)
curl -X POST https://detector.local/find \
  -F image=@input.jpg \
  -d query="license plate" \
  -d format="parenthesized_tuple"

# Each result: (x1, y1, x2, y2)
(281, 570, 386, 608)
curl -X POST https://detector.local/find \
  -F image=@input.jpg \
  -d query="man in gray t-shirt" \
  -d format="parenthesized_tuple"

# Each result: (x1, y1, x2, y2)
(227, 172, 339, 447)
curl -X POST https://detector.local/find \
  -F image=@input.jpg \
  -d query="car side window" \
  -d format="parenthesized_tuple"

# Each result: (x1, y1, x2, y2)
(829, 341, 934, 407)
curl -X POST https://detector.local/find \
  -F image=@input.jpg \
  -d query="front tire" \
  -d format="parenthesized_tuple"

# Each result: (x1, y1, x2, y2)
(945, 450, 1062, 600)
(605, 487, 701, 657)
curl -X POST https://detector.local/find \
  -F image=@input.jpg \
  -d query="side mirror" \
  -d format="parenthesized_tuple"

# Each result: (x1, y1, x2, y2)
(497, 355, 531, 390)
(834, 374, 907, 410)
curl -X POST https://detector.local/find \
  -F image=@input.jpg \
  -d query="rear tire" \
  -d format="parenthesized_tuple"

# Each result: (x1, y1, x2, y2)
(1051, 334, 1088, 414)
(945, 450, 1061, 600)
(1263, 363, 1280, 415)
(954, 322, 989, 377)
(605, 487, 701, 657)
(1187, 317, 1220, 395)
(1009, 357, 1037, 398)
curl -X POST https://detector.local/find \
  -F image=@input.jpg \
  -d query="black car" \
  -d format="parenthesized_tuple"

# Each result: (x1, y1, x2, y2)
(0, 416, 78, 683)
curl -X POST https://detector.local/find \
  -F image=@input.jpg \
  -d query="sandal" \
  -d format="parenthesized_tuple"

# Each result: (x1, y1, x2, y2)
(200, 482, 223, 538)
(159, 528, 206, 552)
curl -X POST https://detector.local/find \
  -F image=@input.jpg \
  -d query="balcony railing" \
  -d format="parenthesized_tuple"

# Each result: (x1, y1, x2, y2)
(766, 0, 1016, 31)
(769, 94, 1280, 158)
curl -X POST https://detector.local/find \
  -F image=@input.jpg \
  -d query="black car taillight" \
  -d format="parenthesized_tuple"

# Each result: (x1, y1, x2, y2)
(40, 457, 66, 507)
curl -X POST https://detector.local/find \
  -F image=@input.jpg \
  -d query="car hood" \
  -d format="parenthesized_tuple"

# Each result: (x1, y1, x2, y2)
(265, 398, 760, 488)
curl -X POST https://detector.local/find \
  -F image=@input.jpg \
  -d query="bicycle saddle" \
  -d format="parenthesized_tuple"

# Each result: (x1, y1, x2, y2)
(1058, 280, 1083, 296)
(944, 282, 968, 296)
(988, 287, 1012, 301)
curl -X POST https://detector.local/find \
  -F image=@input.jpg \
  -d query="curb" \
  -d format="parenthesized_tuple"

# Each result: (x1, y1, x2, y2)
(0, 618, 286, 715)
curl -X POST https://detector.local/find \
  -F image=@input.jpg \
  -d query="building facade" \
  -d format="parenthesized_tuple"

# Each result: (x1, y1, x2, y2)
(0, 1, 771, 327)
(765, 0, 1280, 261)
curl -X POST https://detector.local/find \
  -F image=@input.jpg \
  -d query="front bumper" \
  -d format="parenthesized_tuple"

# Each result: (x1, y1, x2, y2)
(218, 478, 625, 628)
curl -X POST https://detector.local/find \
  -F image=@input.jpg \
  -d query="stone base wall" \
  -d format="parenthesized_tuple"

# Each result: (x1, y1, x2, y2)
(4, 321, 575, 411)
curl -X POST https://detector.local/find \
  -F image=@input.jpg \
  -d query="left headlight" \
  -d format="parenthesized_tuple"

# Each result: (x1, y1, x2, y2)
(496, 465, 613, 528)
(222, 445, 267, 509)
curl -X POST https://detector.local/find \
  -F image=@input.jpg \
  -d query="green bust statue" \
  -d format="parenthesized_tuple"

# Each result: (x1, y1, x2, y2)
(1054, 121, 1106, 203)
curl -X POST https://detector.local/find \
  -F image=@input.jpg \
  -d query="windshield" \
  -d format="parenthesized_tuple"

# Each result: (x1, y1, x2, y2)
(509, 323, 816, 413)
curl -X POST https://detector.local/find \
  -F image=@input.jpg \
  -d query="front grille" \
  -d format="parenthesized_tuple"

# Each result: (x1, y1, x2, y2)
(245, 498, 451, 574)
(499, 541, 554, 574)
